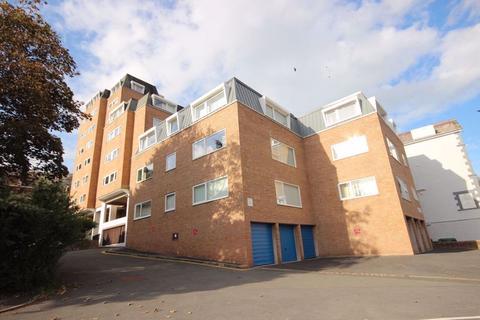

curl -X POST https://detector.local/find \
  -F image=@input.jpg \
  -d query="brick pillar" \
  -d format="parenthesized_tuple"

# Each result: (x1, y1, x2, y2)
(273, 223, 282, 264)
(295, 224, 304, 260)
(412, 219, 426, 253)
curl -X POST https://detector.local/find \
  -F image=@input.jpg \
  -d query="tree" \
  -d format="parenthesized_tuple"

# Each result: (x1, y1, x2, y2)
(0, 0, 87, 183)
(0, 178, 95, 292)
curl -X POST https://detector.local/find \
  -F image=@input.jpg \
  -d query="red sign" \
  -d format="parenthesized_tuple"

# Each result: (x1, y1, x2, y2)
(192, 228, 199, 236)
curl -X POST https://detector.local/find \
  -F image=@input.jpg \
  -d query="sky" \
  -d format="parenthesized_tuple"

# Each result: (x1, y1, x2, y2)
(41, 0, 480, 173)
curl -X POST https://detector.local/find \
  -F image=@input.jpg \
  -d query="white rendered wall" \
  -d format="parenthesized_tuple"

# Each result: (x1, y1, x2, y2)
(405, 132, 480, 241)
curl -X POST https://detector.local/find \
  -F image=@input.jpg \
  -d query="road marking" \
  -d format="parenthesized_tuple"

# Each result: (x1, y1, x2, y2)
(421, 316, 480, 320)
(262, 267, 480, 283)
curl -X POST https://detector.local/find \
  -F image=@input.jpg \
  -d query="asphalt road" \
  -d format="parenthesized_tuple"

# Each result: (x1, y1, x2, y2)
(2, 249, 480, 320)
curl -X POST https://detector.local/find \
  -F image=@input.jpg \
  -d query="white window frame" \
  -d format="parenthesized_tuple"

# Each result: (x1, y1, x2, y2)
(74, 180, 80, 188)
(261, 97, 291, 128)
(130, 80, 145, 94)
(151, 94, 176, 113)
(271, 138, 296, 167)
(274, 180, 303, 208)
(109, 102, 127, 123)
(191, 88, 227, 122)
(165, 192, 176, 213)
(396, 177, 410, 201)
(322, 98, 362, 127)
(105, 148, 119, 162)
(386, 137, 400, 162)
(82, 175, 89, 184)
(107, 126, 121, 141)
(192, 176, 229, 205)
(166, 152, 176, 171)
(103, 171, 117, 185)
(331, 135, 369, 161)
(84, 158, 91, 166)
(136, 163, 153, 183)
(138, 127, 157, 152)
(192, 129, 227, 160)
(134, 200, 152, 220)
(338, 176, 379, 201)
(86, 140, 93, 149)
(166, 113, 179, 136)
(108, 98, 119, 109)
(79, 194, 86, 203)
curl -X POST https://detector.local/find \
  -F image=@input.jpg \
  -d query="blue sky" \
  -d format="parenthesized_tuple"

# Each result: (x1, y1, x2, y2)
(41, 0, 480, 173)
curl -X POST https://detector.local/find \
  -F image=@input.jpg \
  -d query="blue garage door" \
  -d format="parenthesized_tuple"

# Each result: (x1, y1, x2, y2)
(301, 225, 316, 259)
(280, 224, 297, 263)
(251, 223, 275, 266)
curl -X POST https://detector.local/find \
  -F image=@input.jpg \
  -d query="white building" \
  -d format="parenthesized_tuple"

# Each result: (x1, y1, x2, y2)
(399, 120, 480, 242)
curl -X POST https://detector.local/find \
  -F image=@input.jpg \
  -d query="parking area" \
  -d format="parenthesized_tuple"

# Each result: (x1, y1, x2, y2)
(2, 249, 480, 320)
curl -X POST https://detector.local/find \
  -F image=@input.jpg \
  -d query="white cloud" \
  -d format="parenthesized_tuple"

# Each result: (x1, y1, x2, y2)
(49, 0, 479, 126)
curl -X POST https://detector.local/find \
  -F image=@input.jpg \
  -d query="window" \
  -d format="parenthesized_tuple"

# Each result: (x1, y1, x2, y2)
(76, 164, 82, 171)
(192, 176, 228, 205)
(107, 127, 121, 141)
(265, 103, 289, 128)
(79, 148, 84, 154)
(396, 177, 410, 201)
(275, 181, 302, 207)
(338, 176, 379, 200)
(331, 136, 369, 160)
(387, 138, 399, 162)
(134, 200, 151, 220)
(130, 80, 145, 94)
(165, 192, 176, 212)
(139, 128, 156, 151)
(411, 187, 419, 201)
(82, 175, 89, 184)
(323, 100, 361, 127)
(456, 191, 479, 210)
(166, 114, 179, 136)
(271, 138, 296, 167)
(86, 140, 93, 149)
(151, 94, 176, 113)
(106, 148, 119, 162)
(192, 90, 227, 121)
(137, 163, 153, 182)
(84, 158, 91, 166)
(74, 180, 80, 188)
(103, 171, 117, 185)
(109, 103, 127, 123)
(79, 194, 86, 203)
(87, 124, 96, 133)
(108, 98, 118, 109)
(166, 152, 176, 171)
(192, 129, 226, 159)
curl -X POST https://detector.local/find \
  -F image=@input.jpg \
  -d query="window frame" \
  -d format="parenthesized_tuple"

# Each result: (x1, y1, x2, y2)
(271, 138, 296, 167)
(107, 126, 121, 141)
(151, 94, 176, 113)
(192, 176, 229, 206)
(165, 192, 176, 213)
(103, 171, 117, 185)
(105, 148, 119, 162)
(191, 89, 227, 122)
(138, 127, 157, 152)
(274, 180, 303, 208)
(331, 135, 369, 161)
(108, 102, 127, 123)
(338, 176, 379, 201)
(396, 177, 411, 201)
(130, 80, 145, 94)
(386, 137, 400, 162)
(455, 191, 480, 211)
(261, 97, 291, 129)
(136, 163, 153, 183)
(166, 152, 176, 171)
(166, 113, 179, 136)
(134, 200, 152, 220)
(322, 99, 362, 127)
(192, 129, 227, 160)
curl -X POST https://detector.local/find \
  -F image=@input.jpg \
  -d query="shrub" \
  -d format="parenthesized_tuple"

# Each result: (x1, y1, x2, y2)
(0, 178, 95, 293)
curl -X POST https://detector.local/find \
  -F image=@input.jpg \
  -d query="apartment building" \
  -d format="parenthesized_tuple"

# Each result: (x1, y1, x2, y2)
(400, 120, 480, 242)
(70, 74, 431, 267)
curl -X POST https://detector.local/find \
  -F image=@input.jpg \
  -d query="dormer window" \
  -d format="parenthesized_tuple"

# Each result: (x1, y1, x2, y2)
(191, 89, 227, 122)
(263, 98, 290, 128)
(131, 80, 145, 94)
(151, 94, 176, 113)
(322, 99, 362, 127)
(139, 128, 156, 152)
(166, 114, 179, 136)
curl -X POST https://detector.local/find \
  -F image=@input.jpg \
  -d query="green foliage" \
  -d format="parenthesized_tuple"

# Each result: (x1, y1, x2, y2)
(0, 178, 95, 293)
